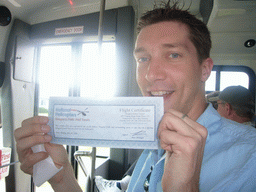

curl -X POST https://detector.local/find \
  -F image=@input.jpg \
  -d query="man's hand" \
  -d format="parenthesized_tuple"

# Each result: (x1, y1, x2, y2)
(158, 109, 208, 191)
(14, 116, 81, 191)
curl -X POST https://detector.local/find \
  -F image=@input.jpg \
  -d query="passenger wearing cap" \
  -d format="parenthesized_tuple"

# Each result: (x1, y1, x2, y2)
(208, 86, 255, 126)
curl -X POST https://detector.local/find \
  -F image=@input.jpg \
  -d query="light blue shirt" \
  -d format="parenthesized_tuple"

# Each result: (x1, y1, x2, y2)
(127, 104, 256, 191)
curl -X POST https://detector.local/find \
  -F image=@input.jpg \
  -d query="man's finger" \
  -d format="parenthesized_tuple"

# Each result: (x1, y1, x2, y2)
(21, 116, 49, 127)
(164, 109, 208, 138)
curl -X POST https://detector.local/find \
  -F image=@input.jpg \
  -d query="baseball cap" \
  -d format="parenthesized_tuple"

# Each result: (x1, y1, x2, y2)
(208, 86, 255, 108)
(206, 91, 220, 102)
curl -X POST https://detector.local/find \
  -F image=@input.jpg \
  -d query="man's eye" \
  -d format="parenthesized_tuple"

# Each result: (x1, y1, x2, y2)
(169, 53, 179, 59)
(137, 57, 149, 63)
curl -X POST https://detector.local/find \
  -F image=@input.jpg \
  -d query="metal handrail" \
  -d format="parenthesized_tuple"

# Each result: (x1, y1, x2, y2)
(74, 149, 96, 192)
(74, 150, 91, 177)
(74, 149, 109, 192)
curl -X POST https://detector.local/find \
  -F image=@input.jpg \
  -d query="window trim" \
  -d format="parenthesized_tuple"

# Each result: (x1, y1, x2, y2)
(207, 65, 255, 100)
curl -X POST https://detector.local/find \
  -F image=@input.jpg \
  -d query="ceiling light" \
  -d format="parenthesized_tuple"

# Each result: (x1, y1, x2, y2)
(244, 39, 256, 48)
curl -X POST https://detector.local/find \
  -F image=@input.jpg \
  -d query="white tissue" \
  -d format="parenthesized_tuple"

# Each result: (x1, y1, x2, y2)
(31, 144, 63, 187)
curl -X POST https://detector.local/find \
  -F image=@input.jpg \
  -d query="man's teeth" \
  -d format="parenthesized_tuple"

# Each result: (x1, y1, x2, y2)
(151, 91, 172, 96)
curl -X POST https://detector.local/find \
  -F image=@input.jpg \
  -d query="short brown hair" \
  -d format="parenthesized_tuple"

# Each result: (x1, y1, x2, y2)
(137, 0, 211, 63)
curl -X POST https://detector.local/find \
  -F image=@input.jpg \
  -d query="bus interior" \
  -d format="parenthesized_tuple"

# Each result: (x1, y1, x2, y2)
(0, 0, 255, 191)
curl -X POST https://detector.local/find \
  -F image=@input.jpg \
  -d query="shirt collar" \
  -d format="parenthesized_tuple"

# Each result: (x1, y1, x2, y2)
(197, 103, 222, 142)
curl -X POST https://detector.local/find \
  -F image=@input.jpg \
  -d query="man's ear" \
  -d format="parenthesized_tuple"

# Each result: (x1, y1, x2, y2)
(225, 103, 233, 116)
(201, 58, 213, 82)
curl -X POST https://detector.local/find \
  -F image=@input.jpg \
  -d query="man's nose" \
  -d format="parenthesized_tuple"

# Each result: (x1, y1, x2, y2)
(145, 59, 167, 82)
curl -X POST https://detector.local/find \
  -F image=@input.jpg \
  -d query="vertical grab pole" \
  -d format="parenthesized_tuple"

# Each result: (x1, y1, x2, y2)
(90, 147, 96, 192)
(97, 0, 106, 53)
(90, 0, 106, 191)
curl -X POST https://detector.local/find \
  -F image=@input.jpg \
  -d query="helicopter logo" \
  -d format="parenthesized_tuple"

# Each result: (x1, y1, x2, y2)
(71, 108, 89, 116)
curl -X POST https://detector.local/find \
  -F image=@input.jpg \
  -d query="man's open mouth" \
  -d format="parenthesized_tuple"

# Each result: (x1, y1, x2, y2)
(150, 91, 174, 96)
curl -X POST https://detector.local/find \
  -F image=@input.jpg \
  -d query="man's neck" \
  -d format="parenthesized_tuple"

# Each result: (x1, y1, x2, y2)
(230, 113, 251, 124)
(187, 99, 208, 121)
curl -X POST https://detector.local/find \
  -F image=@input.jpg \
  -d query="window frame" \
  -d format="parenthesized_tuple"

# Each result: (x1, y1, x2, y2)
(206, 65, 255, 100)
(34, 41, 119, 192)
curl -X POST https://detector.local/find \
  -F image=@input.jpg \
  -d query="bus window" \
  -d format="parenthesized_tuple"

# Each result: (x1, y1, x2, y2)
(39, 45, 73, 102)
(36, 42, 115, 192)
(205, 66, 255, 95)
(80, 42, 117, 98)
(205, 71, 216, 92)
(76, 42, 115, 190)
(36, 45, 72, 192)
(220, 71, 249, 90)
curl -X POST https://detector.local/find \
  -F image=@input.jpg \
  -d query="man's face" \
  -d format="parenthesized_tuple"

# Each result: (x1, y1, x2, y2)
(134, 21, 211, 114)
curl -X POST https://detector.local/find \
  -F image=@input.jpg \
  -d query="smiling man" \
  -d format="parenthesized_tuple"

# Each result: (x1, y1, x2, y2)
(127, 2, 212, 191)
(14, 1, 256, 192)
(127, 1, 256, 192)
(134, 21, 212, 118)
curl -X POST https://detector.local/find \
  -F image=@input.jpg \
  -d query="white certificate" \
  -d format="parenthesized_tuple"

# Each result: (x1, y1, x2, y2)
(48, 97, 163, 149)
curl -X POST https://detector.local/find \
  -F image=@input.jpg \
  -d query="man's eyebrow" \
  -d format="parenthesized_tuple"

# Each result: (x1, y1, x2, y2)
(133, 47, 146, 54)
(134, 43, 188, 54)
(162, 43, 189, 51)
(162, 43, 179, 48)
